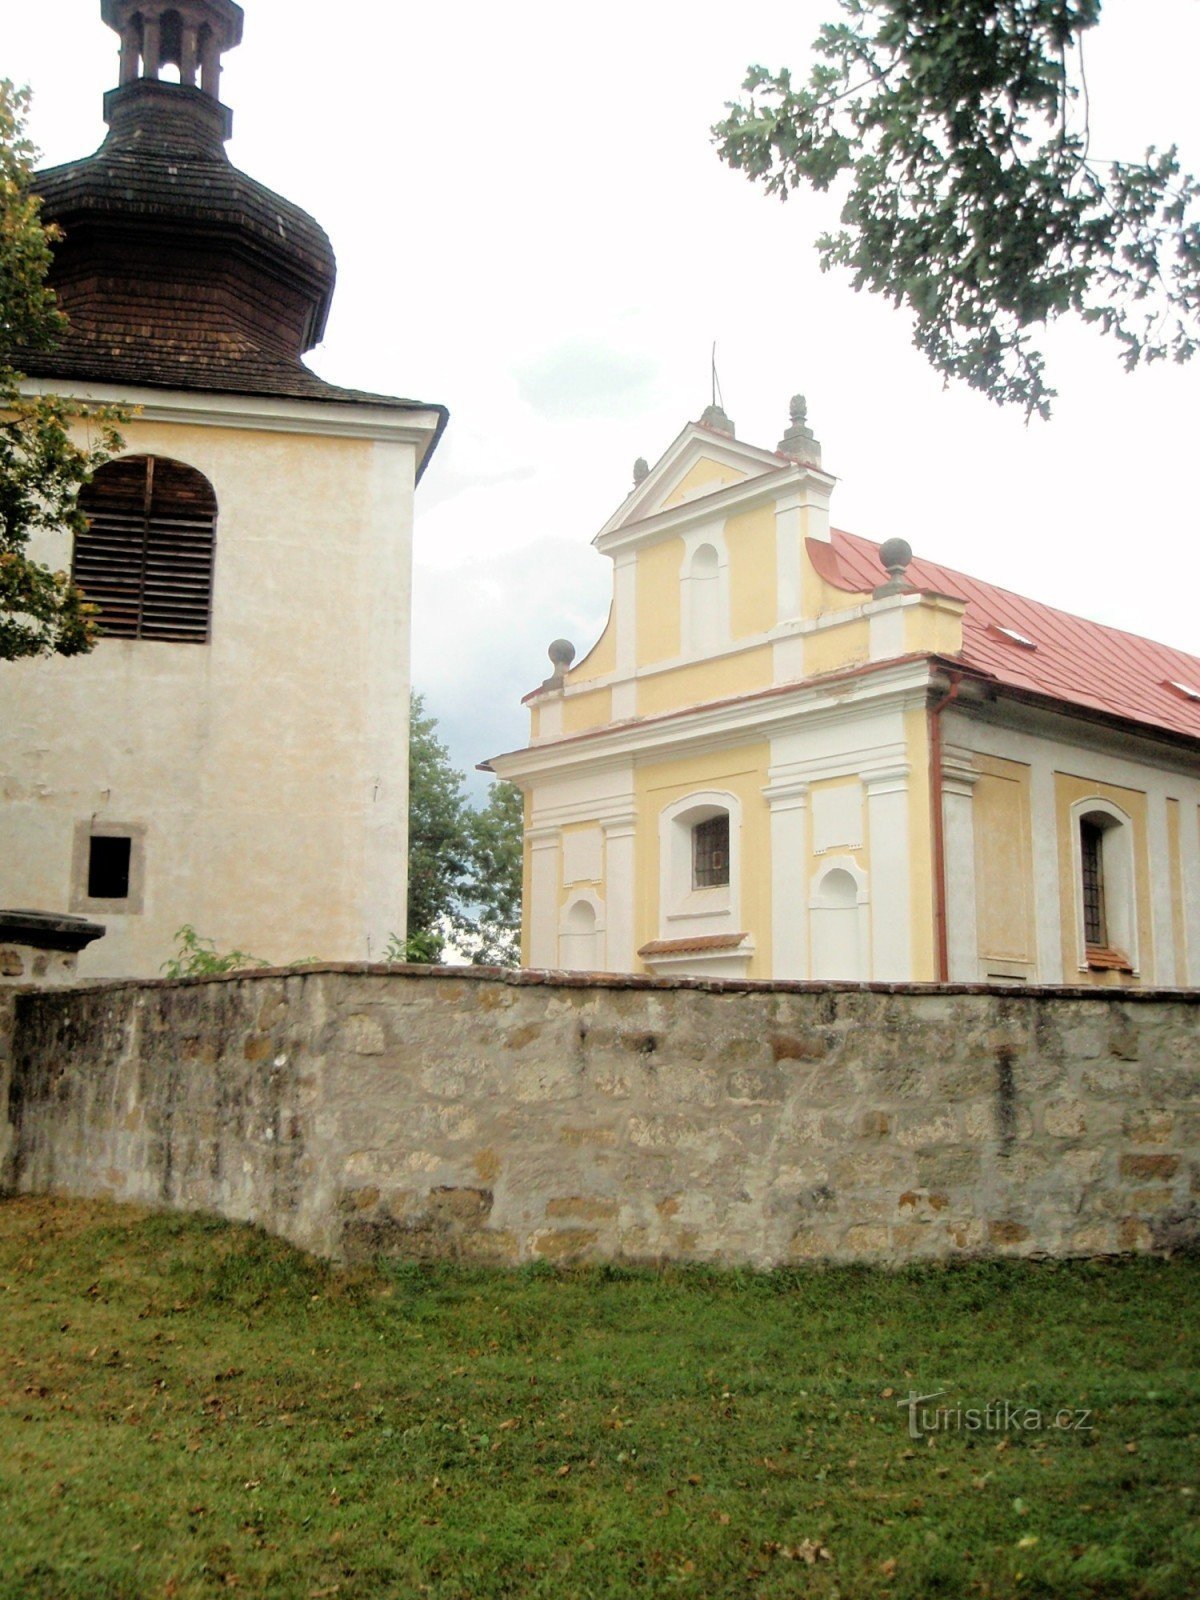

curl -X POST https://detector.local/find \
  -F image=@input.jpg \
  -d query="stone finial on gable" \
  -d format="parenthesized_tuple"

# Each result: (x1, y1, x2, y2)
(777, 392, 822, 467)
(632, 457, 649, 488)
(699, 403, 735, 438)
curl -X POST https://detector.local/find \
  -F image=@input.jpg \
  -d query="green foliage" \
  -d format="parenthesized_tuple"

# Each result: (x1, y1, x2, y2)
(403, 693, 523, 965)
(2, 1197, 1200, 1598)
(383, 928, 445, 964)
(0, 79, 124, 660)
(713, 1, 1200, 418)
(405, 693, 473, 962)
(161, 923, 268, 978)
(459, 777, 523, 967)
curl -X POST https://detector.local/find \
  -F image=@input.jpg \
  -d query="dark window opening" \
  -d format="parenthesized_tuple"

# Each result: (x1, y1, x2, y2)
(1080, 819, 1106, 948)
(88, 835, 132, 900)
(692, 814, 730, 889)
(74, 455, 218, 643)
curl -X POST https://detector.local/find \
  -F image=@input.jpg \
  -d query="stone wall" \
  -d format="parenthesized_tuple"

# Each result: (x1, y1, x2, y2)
(2, 966, 1197, 1266)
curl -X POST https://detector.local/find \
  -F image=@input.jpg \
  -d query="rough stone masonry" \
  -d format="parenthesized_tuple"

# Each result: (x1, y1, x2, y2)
(1, 966, 1197, 1266)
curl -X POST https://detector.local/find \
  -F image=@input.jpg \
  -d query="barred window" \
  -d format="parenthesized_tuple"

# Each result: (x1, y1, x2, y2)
(692, 813, 729, 889)
(1080, 819, 1107, 948)
(74, 455, 217, 642)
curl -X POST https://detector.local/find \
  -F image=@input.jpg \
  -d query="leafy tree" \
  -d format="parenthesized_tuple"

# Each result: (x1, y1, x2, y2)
(713, 1, 1200, 418)
(403, 694, 523, 966)
(406, 692, 472, 962)
(1, 79, 122, 660)
(459, 780, 523, 968)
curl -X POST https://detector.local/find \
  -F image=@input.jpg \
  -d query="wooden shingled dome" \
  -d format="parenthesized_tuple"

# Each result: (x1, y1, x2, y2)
(18, 1, 359, 406)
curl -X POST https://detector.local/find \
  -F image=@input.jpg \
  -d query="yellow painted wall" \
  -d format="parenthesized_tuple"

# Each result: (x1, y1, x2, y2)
(804, 618, 869, 678)
(1166, 798, 1187, 985)
(801, 556, 871, 622)
(569, 602, 617, 684)
(636, 537, 683, 665)
(561, 686, 613, 735)
(972, 756, 1036, 966)
(905, 596, 965, 657)
(637, 645, 772, 719)
(1053, 772, 1153, 985)
(662, 457, 746, 507)
(727, 504, 776, 639)
(635, 742, 772, 976)
(904, 707, 937, 981)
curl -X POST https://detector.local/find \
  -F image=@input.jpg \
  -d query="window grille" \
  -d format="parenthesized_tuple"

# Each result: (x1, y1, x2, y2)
(1080, 819, 1106, 947)
(692, 814, 729, 888)
(74, 455, 217, 642)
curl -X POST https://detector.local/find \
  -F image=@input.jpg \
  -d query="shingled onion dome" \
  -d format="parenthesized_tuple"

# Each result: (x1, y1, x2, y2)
(21, 0, 344, 403)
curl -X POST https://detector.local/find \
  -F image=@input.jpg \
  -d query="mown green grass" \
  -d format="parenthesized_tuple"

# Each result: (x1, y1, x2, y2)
(0, 1196, 1197, 1599)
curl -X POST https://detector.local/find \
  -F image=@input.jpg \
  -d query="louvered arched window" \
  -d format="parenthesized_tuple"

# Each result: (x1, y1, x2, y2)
(74, 455, 217, 642)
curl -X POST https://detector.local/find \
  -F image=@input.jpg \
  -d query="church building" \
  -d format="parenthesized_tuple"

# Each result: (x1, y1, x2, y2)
(488, 400, 1200, 987)
(2, 1, 445, 977)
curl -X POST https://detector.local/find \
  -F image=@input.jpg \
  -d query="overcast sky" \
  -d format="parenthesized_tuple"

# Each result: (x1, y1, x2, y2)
(10, 1, 1199, 797)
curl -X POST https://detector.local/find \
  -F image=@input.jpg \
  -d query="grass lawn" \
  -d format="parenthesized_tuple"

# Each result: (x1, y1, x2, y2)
(0, 1197, 1197, 1599)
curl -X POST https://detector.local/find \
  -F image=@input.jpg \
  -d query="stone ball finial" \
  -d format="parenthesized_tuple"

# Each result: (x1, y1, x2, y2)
(878, 537, 913, 583)
(548, 639, 576, 671)
(633, 457, 649, 487)
(789, 393, 807, 426)
(873, 537, 915, 599)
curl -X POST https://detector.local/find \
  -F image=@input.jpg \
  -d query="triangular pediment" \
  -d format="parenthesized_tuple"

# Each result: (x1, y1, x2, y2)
(595, 423, 788, 541)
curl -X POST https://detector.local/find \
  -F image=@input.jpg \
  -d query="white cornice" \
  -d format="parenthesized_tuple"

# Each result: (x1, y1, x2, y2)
(18, 378, 444, 450)
(488, 658, 935, 785)
(595, 456, 836, 558)
(597, 422, 792, 539)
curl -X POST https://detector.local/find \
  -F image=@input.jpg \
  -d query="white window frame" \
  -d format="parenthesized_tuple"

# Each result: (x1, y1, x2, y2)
(659, 789, 742, 939)
(1069, 797, 1138, 974)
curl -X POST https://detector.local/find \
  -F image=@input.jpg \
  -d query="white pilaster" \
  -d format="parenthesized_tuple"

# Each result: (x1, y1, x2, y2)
(774, 493, 803, 624)
(614, 550, 637, 678)
(940, 751, 979, 982)
(864, 764, 912, 979)
(1147, 795, 1176, 986)
(762, 776, 809, 978)
(601, 814, 637, 972)
(1029, 761, 1062, 981)
(527, 826, 561, 968)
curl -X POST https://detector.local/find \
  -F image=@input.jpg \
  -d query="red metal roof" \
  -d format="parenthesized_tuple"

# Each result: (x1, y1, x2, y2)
(819, 530, 1200, 743)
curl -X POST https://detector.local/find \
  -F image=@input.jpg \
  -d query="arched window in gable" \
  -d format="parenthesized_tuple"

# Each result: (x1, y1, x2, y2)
(680, 533, 729, 656)
(75, 455, 218, 643)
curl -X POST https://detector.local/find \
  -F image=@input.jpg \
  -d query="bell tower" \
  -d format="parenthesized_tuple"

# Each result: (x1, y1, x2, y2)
(104, 0, 244, 98)
(98, 0, 245, 150)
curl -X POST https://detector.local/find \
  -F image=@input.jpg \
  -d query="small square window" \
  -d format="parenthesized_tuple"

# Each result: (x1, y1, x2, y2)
(692, 814, 730, 889)
(71, 821, 146, 915)
(88, 835, 132, 900)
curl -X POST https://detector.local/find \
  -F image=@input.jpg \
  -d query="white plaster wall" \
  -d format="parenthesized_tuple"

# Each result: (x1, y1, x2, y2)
(0, 408, 420, 978)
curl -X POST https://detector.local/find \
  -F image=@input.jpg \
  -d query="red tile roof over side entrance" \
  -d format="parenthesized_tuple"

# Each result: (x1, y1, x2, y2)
(819, 529, 1200, 742)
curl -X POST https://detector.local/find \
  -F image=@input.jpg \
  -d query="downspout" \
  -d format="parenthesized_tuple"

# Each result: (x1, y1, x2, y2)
(929, 670, 963, 983)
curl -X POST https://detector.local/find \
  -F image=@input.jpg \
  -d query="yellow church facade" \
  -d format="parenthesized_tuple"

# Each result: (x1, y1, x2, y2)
(488, 402, 1200, 987)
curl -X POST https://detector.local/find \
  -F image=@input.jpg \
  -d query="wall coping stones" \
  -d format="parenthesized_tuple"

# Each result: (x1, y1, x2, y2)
(24, 960, 1199, 1006)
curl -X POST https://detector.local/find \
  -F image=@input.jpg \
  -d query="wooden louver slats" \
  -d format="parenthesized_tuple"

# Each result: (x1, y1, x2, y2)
(74, 454, 217, 642)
